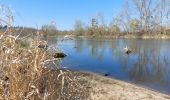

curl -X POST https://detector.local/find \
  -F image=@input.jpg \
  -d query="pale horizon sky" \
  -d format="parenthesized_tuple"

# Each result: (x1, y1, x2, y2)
(1, 0, 125, 30)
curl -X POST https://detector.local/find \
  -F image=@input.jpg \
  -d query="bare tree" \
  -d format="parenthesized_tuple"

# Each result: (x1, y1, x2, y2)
(115, 0, 131, 35)
(129, 19, 141, 33)
(74, 20, 85, 36)
(131, 0, 169, 35)
(87, 18, 98, 36)
(41, 21, 57, 37)
(108, 24, 120, 35)
(97, 13, 106, 36)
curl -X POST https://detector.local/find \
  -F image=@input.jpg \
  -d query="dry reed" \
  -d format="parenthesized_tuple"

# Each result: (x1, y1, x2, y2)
(0, 5, 90, 100)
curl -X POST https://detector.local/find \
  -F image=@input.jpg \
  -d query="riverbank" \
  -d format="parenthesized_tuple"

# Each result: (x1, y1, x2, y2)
(76, 34, 170, 40)
(79, 72, 170, 100)
(1, 33, 170, 99)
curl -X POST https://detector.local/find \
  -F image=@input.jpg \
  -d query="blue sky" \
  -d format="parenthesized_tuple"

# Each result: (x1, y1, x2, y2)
(1, 0, 124, 30)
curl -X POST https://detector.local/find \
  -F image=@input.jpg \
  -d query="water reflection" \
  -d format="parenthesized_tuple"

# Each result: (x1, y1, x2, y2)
(56, 38, 170, 94)
(74, 38, 84, 53)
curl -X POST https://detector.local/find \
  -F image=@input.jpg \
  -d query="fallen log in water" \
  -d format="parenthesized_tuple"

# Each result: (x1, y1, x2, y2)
(53, 52, 67, 58)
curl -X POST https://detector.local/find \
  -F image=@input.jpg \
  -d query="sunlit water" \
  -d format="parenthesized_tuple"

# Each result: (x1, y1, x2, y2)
(50, 37, 170, 95)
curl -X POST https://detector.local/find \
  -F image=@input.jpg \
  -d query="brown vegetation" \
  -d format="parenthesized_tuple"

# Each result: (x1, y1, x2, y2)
(0, 31, 90, 99)
(0, 6, 90, 100)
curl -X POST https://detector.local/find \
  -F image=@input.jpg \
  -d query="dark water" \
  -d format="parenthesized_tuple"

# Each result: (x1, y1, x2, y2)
(54, 37, 170, 95)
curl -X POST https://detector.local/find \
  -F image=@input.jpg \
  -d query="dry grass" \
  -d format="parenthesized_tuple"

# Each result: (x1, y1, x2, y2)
(0, 6, 90, 100)
(0, 29, 90, 100)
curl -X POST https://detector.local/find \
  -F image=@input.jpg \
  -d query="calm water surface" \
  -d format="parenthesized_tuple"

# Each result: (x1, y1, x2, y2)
(52, 37, 170, 94)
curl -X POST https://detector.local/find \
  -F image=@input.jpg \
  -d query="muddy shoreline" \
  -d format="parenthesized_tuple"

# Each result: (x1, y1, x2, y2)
(79, 71, 170, 100)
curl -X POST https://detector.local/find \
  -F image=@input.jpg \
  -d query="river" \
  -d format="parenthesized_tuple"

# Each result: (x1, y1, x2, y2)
(50, 36, 170, 95)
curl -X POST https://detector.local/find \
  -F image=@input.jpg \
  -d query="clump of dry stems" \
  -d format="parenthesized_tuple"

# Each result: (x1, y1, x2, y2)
(0, 6, 90, 100)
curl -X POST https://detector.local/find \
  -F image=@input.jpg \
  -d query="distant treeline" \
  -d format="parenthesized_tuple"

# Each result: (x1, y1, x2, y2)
(44, 0, 170, 37)
(72, 0, 170, 37)
(69, 0, 170, 37)
(1, 0, 169, 38)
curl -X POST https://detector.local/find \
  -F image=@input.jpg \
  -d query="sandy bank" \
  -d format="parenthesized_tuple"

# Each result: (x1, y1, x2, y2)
(83, 72, 170, 100)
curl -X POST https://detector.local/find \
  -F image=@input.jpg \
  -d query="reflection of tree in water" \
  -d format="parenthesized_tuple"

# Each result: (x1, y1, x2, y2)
(74, 38, 107, 62)
(89, 39, 98, 56)
(129, 48, 155, 82)
(97, 40, 106, 62)
(108, 39, 170, 87)
(109, 39, 130, 71)
(109, 39, 119, 58)
(74, 38, 84, 53)
(87, 38, 106, 62)
(127, 40, 170, 86)
(67, 38, 170, 87)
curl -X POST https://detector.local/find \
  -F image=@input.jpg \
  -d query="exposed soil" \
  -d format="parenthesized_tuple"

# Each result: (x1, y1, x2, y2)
(84, 72, 170, 100)
(1, 68, 170, 100)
